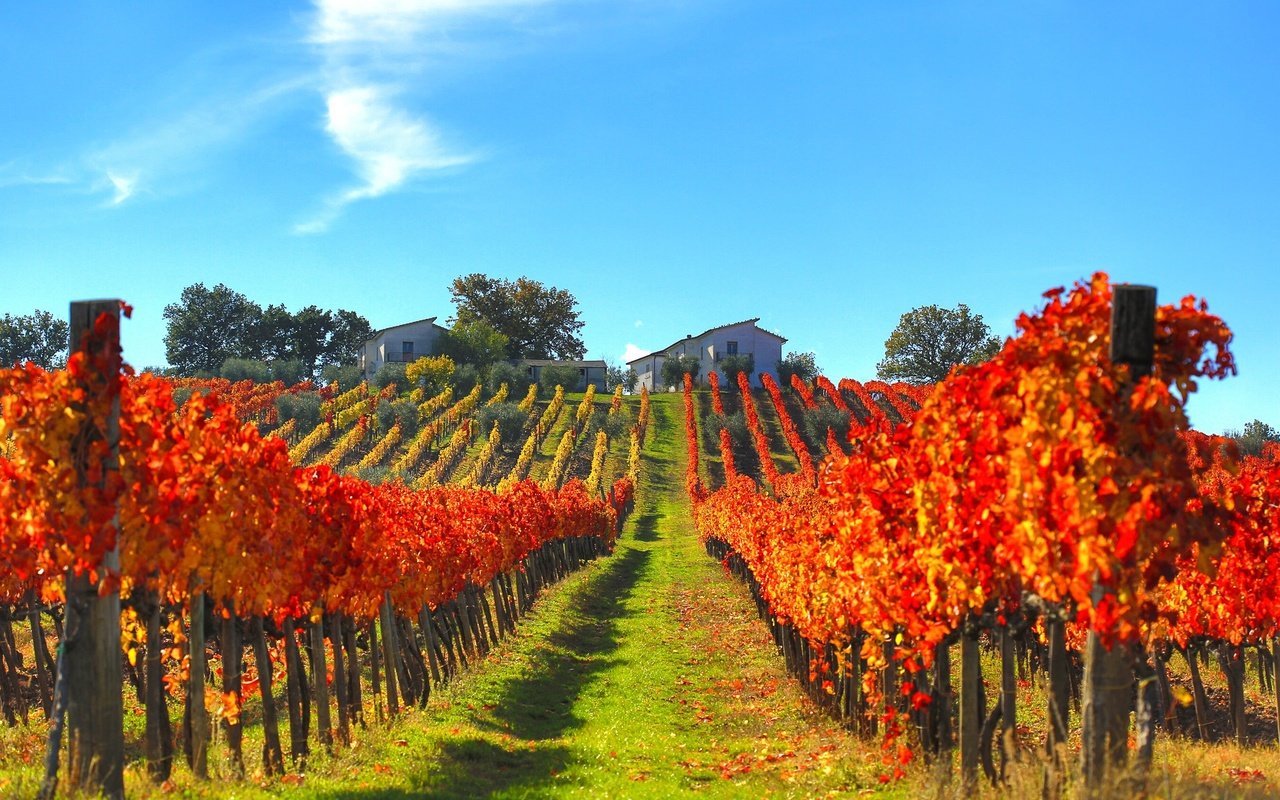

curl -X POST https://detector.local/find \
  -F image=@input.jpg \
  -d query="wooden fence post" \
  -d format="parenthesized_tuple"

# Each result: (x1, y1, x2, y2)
(59, 300, 126, 799)
(1081, 283, 1155, 795)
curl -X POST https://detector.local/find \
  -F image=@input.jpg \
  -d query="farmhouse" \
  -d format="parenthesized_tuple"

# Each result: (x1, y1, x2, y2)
(520, 359, 608, 392)
(627, 318, 787, 392)
(357, 317, 450, 381)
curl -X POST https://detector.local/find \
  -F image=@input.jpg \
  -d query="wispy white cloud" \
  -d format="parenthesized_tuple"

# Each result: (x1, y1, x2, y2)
(3, 68, 310, 210)
(298, 0, 549, 233)
(622, 343, 648, 363)
(86, 76, 309, 208)
(0, 162, 74, 188)
(294, 85, 473, 233)
(311, 0, 546, 46)
(634, 319, 643, 328)
(105, 171, 138, 206)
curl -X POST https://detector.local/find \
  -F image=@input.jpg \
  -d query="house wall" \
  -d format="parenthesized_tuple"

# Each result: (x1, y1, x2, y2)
(702, 323, 783, 389)
(359, 321, 444, 380)
(659, 323, 782, 389)
(631, 353, 667, 393)
(523, 361, 608, 392)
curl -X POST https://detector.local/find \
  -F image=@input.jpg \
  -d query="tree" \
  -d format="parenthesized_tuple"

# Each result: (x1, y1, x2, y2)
(321, 363, 361, 391)
(163, 283, 372, 378)
(540, 364, 582, 392)
(661, 354, 701, 389)
(623, 368, 639, 394)
(487, 360, 533, 397)
(436, 320, 509, 371)
(1225, 419, 1280, 458)
(322, 309, 373, 372)
(164, 283, 264, 375)
(406, 355, 455, 395)
(777, 351, 819, 384)
(449, 273, 586, 359)
(719, 354, 755, 388)
(876, 303, 1001, 385)
(0, 309, 70, 368)
(373, 362, 407, 391)
(477, 402, 527, 445)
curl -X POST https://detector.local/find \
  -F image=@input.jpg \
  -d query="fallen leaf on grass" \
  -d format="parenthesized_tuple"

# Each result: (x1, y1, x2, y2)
(1227, 767, 1265, 784)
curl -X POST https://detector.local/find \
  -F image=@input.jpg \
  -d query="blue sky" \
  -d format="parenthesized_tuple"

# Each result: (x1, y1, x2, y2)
(2, 1, 1276, 434)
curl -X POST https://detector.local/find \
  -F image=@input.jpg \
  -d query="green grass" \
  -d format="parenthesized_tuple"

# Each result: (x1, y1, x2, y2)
(0, 393, 898, 799)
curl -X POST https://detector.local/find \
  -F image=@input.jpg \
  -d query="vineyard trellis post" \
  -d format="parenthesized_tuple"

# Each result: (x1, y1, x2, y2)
(1080, 283, 1155, 795)
(55, 300, 127, 799)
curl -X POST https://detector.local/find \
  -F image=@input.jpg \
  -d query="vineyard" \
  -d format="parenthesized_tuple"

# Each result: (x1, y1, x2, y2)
(1, 276, 1280, 798)
(687, 275, 1280, 795)
(0, 303, 641, 798)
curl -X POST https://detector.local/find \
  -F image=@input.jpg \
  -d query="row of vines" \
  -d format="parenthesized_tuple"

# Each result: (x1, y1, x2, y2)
(687, 274, 1279, 794)
(0, 303, 647, 798)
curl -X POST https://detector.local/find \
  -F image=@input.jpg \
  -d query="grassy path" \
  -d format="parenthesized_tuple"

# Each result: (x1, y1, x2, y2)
(309, 393, 885, 799)
(0, 393, 898, 799)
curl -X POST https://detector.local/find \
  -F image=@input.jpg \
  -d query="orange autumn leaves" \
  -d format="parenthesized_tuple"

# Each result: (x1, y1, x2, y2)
(0, 330, 623, 621)
(693, 273, 1244, 683)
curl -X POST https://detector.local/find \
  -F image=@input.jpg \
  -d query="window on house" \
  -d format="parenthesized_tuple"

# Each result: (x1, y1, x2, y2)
(727, 341, 738, 355)
(579, 368, 586, 376)
(402, 341, 414, 355)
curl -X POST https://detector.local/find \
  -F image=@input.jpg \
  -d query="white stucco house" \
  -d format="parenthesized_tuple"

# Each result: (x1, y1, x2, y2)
(520, 359, 608, 392)
(626, 318, 787, 392)
(357, 317, 450, 381)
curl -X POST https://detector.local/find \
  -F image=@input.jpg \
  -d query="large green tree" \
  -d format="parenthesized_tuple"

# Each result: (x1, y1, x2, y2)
(876, 303, 1001, 385)
(448, 274, 586, 360)
(661, 354, 701, 388)
(435, 320, 509, 372)
(163, 283, 263, 375)
(163, 283, 371, 377)
(0, 309, 70, 369)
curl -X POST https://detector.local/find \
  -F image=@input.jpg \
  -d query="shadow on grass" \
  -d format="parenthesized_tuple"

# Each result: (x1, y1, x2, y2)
(314, 544, 652, 798)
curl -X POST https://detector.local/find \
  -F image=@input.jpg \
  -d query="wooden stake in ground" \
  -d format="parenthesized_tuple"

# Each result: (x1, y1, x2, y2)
(54, 300, 126, 800)
(188, 591, 210, 779)
(1080, 283, 1155, 795)
(959, 625, 981, 787)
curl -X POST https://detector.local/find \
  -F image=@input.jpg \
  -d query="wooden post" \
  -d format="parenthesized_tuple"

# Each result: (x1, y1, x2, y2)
(999, 624, 1017, 780)
(379, 594, 400, 718)
(960, 628, 982, 787)
(933, 639, 953, 760)
(221, 606, 245, 777)
(250, 616, 285, 776)
(1273, 638, 1280, 745)
(144, 593, 173, 782)
(1045, 615, 1069, 799)
(1081, 283, 1155, 794)
(188, 591, 210, 779)
(48, 300, 126, 799)
(309, 615, 333, 752)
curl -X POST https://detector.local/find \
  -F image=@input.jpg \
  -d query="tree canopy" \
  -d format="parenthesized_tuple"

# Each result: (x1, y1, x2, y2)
(875, 303, 1001, 385)
(0, 309, 70, 369)
(776, 351, 819, 384)
(435, 320, 509, 371)
(448, 273, 585, 360)
(1226, 419, 1279, 457)
(661, 354, 701, 388)
(162, 283, 372, 377)
(718, 353, 755, 387)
